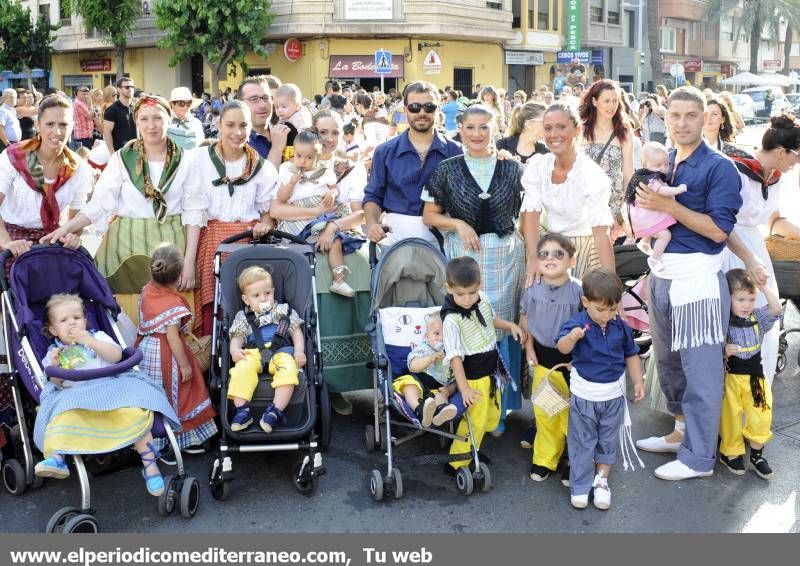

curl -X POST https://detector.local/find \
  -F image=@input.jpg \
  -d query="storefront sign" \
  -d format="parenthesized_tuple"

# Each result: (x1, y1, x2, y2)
(345, 0, 393, 20)
(763, 59, 783, 70)
(721, 63, 734, 75)
(683, 59, 703, 72)
(329, 55, 404, 78)
(80, 59, 111, 72)
(703, 63, 721, 74)
(566, 0, 581, 51)
(422, 49, 442, 75)
(557, 50, 603, 65)
(284, 38, 302, 62)
(505, 51, 544, 66)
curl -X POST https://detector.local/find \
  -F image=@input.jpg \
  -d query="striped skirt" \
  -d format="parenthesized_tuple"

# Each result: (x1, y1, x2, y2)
(94, 215, 186, 294)
(276, 196, 351, 237)
(443, 231, 525, 340)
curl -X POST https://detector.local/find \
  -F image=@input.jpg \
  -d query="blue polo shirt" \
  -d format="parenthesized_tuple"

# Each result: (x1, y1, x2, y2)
(248, 130, 272, 159)
(362, 130, 462, 216)
(666, 141, 741, 254)
(557, 311, 638, 384)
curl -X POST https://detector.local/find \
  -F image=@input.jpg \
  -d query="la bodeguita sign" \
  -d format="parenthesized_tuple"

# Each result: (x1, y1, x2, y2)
(328, 55, 404, 78)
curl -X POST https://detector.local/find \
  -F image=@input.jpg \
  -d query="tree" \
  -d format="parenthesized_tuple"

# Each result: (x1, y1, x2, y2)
(154, 1, 275, 97)
(0, 0, 57, 90)
(73, 0, 141, 81)
(646, 0, 661, 89)
(705, 0, 800, 74)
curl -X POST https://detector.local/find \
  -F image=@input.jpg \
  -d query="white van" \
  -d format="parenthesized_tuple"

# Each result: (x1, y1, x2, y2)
(741, 86, 791, 117)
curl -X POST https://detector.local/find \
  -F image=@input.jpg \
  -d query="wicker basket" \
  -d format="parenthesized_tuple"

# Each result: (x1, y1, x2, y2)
(532, 363, 571, 418)
(187, 333, 212, 373)
(765, 233, 800, 262)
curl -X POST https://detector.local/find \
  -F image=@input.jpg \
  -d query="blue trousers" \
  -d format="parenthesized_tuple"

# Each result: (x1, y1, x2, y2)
(567, 395, 625, 496)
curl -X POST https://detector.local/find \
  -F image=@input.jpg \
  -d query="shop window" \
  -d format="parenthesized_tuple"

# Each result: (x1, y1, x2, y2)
(538, 0, 550, 31)
(454, 68, 473, 97)
(607, 0, 620, 25)
(662, 28, 676, 53)
(721, 16, 734, 42)
(590, 0, 603, 24)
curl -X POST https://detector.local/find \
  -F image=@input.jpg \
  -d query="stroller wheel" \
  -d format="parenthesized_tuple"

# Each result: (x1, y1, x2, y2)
(369, 469, 384, 501)
(364, 424, 377, 452)
(474, 462, 492, 492)
(378, 424, 388, 452)
(455, 467, 474, 496)
(45, 507, 81, 533)
(157, 475, 178, 516)
(2, 458, 27, 496)
(389, 468, 403, 500)
(180, 477, 201, 518)
(777, 352, 787, 375)
(208, 462, 230, 501)
(63, 513, 99, 534)
(292, 459, 319, 496)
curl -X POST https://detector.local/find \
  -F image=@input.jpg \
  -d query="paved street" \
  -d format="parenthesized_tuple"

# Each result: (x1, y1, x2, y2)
(2, 125, 799, 533)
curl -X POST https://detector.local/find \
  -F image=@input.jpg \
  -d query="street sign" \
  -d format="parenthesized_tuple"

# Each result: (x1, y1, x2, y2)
(374, 50, 393, 74)
(284, 38, 302, 62)
(422, 49, 442, 75)
(566, 0, 581, 51)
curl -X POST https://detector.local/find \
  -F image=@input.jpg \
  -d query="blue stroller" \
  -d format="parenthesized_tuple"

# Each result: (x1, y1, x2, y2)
(364, 238, 492, 500)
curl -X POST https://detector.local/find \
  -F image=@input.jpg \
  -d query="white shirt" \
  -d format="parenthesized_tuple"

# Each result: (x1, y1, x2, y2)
(335, 161, 367, 203)
(0, 151, 91, 228)
(736, 173, 780, 228)
(81, 148, 203, 227)
(0, 103, 21, 143)
(186, 146, 278, 225)
(521, 152, 614, 237)
(277, 161, 338, 203)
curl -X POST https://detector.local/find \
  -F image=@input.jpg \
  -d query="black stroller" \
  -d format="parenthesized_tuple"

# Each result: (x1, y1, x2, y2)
(207, 230, 331, 499)
(773, 260, 800, 375)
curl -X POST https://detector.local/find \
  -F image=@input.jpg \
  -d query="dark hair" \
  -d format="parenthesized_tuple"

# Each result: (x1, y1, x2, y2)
(314, 94, 323, 104)
(331, 81, 342, 93)
(446, 256, 481, 288)
(761, 113, 800, 152)
(330, 94, 347, 110)
(579, 79, 629, 144)
(582, 268, 623, 306)
(115, 77, 132, 88)
(538, 233, 576, 258)
(237, 77, 269, 100)
(726, 268, 757, 294)
(342, 123, 356, 136)
(150, 243, 184, 286)
(544, 102, 580, 127)
(667, 86, 705, 112)
(294, 129, 322, 153)
(402, 81, 440, 106)
(707, 97, 735, 143)
(354, 93, 373, 110)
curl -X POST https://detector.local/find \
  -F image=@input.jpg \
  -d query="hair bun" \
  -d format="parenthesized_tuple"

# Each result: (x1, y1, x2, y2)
(770, 114, 797, 130)
(151, 259, 166, 273)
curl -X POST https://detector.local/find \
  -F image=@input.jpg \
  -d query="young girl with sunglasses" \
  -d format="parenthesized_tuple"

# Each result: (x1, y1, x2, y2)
(518, 233, 583, 486)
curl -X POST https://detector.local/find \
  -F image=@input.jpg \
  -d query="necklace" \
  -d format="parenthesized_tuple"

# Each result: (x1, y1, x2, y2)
(36, 150, 61, 170)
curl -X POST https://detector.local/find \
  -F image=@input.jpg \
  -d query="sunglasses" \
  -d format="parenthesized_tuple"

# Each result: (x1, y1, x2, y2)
(121, 85, 135, 90)
(172, 100, 191, 107)
(537, 249, 567, 260)
(407, 102, 438, 114)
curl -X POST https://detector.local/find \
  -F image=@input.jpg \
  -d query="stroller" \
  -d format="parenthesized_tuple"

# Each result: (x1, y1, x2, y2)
(207, 230, 330, 499)
(364, 238, 491, 500)
(615, 244, 652, 355)
(772, 260, 800, 375)
(0, 245, 198, 533)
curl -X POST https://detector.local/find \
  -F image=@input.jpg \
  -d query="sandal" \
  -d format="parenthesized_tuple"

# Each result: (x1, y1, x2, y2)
(139, 442, 165, 497)
(35, 454, 70, 479)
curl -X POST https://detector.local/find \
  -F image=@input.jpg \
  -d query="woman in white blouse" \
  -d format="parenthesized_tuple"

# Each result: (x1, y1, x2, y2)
(43, 95, 204, 323)
(521, 102, 615, 283)
(186, 100, 278, 335)
(0, 94, 91, 257)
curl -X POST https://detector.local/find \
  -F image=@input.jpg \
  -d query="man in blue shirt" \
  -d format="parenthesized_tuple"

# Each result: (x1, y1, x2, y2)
(633, 87, 742, 481)
(238, 77, 289, 170)
(363, 81, 462, 247)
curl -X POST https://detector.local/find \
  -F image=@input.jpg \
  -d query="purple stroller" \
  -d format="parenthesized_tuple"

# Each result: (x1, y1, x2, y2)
(0, 245, 199, 533)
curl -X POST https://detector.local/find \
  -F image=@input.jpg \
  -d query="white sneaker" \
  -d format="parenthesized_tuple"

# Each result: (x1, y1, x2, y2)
(654, 459, 713, 481)
(592, 473, 611, 510)
(636, 435, 681, 453)
(329, 280, 355, 297)
(570, 494, 589, 509)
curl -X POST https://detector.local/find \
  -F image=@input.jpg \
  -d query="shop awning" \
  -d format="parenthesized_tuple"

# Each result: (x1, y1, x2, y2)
(1, 69, 46, 79)
(328, 55, 404, 78)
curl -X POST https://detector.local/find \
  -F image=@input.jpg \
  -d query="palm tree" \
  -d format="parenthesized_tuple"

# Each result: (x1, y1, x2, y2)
(705, 0, 800, 74)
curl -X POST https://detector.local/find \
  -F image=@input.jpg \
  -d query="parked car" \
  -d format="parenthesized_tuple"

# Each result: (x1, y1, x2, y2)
(730, 94, 756, 123)
(785, 93, 800, 107)
(741, 86, 792, 117)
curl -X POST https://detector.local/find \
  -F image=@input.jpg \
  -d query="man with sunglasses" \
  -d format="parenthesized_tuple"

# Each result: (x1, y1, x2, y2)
(237, 77, 289, 169)
(363, 81, 462, 247)
(103, 78, 137, 154)
(167, 86, 205, 149)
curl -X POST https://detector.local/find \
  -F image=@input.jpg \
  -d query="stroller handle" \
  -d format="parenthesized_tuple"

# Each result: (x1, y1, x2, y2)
(0, 243, 94, 292)
(367, 225, 390, 268)
(45, 347, 143, 382)
(219, 229, 313, 248)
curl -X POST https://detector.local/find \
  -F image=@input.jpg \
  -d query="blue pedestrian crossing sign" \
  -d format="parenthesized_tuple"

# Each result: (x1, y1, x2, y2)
(374, 49, 393, 74)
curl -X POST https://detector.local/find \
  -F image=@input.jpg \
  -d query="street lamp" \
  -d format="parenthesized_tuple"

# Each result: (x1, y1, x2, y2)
(622, 0, 645, 94)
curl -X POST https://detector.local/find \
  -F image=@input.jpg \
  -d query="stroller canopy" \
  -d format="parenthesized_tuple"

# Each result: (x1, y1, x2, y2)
(369, 239, 447, 313)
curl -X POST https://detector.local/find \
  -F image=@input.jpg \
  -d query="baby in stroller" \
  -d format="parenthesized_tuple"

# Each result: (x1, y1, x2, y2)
(34, 293, 179, 497)
(228, 266, 305, 434)
(392, 314, 458, 428)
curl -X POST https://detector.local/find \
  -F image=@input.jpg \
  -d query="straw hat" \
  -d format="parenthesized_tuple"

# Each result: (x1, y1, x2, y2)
(169, 86, 202, 109)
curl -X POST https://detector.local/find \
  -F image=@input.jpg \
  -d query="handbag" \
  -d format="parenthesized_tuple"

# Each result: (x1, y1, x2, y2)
(531, 363, 571, 418)
(186, 333, 211, 373)
(764, 217, 800, 261)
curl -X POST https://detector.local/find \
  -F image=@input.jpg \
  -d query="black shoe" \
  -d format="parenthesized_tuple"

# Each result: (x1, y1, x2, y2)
(529, 464, 550, 482)
(720, 454, 746, 475)
(750, 451, 773, 480)
(560, 463, 571, 487)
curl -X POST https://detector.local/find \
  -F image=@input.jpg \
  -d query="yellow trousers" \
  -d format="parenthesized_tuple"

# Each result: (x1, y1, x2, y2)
(719, 372, 773, 457)
(227, 349, 298, 401)
(531, 365, 570, 470)
(449, 375, 501, 469)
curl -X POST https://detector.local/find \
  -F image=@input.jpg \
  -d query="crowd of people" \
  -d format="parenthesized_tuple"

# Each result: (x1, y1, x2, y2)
(1, 70, 799, 511)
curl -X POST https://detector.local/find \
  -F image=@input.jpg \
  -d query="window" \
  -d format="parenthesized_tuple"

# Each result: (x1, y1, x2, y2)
(453, 68, 473, 97)
(662, 28, 676, 52)
(625, 10, 635, 48)
(590, 0, 603, 24)
(792, 43, 800, 57)
(537, 0, 551, 30)
(39, 3, 51, 23)
(721, 16, 734, 42)
(58, 0, 70, 24)
(553, 0, 558, 31)
(512, 0, 520, 28)
(607, 0, 620, 25)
